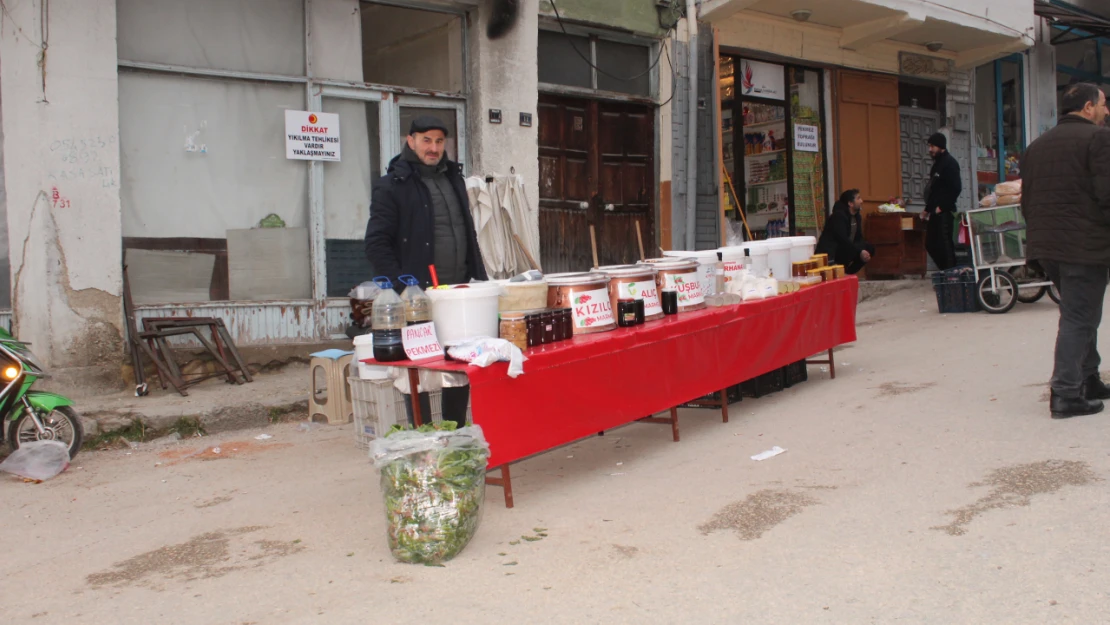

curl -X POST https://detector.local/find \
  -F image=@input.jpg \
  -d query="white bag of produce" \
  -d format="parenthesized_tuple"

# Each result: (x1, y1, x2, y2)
(370, 422, 491, 565)
(979, 193, 998, 208)
(995, 180, 1021, 196)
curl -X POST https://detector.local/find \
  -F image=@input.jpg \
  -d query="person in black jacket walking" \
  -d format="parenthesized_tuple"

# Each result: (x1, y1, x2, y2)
(921, 133, 961, 270)
(816, 189, 874, 274)
(364, 116, 488, 289)
(1021, 83, 1110, 419)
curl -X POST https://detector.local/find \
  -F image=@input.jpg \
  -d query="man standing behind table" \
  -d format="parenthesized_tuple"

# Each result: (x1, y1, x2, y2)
(920, 132, 961, 270)
(365, 116, 488, 427)
(1021, 83, 1110, 419)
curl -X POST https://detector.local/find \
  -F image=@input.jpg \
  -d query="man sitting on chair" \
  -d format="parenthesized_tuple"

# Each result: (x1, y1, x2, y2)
(816, 189, 875, 275)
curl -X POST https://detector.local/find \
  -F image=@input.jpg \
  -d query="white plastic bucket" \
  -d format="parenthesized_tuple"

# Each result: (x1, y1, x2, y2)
(766, 239, 793, 280)
(426, 282, 503, 345)
(786, 236, 818, 264)
(663, 250, 719, 297)
(742, 241, 771, 277)
(352, 334, 389, 379)
(717, 247, 746, 284)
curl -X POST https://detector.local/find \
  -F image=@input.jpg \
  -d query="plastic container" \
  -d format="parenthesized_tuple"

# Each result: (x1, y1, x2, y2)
(546, 272, 616, 334)
(371, 277, 407, 362)
(598, 264, 663, 321)
(717, 247, 746, 286)
(399, 275, 432, 325)
(638, 258, 706, 312)
(498, 280, 548, 312)
(743, 242, 771, 278)
(766, 239, 793, 280)
(786, 236, 817, 264)
(664, 250, 719, 297)
(353, 334, 390, 380)
(426, 282, 503, 344)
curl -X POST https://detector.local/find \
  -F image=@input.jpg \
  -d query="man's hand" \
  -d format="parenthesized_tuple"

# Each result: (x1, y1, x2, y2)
(935, 207, 942, 214)
(919, 211, 929, 221)
(860, 250, 871, 262)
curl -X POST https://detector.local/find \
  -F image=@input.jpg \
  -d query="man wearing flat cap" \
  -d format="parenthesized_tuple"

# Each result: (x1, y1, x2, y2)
(920, 132, 961, 270)
(365, 116, 487, 289)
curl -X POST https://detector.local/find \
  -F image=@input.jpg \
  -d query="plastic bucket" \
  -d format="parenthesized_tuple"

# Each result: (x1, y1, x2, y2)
(742, 241, 771, 277)
(426, 282, 503, 344)
(353, 334, 389, 379)
(498, 280, 548, 312)
(663, 250, 719, 297)
(766, 239, 793, 280)
(786, 236, 817, 264)
(717, 247, 746, 285)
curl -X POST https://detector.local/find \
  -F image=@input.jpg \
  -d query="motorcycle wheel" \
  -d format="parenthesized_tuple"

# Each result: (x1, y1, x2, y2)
(8, 406, 84, 459)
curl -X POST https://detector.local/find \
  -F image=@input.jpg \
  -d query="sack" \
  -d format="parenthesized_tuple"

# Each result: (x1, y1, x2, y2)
(997, 193, 1021, 206)
(995, 180, 1022, 196)
(370, 423, 490, 565)
(0, 440, 70, 480)
(979, 193, 998, 208)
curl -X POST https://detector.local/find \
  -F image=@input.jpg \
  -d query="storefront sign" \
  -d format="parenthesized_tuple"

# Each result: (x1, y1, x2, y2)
(617, 280, 662, 317)
(401, 322, 443, 360)
(570, 287, 614, 330)
(664, 272, 705, 306)
(285, 110, 341, 161)
(898, 52, 954, 80)
(740, 60, 785, 100)
(794, 124, 820, 152)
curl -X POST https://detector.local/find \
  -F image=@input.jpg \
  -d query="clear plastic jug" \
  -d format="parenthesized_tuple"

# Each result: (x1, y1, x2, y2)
(371, 277, 407, 362)
(399, 275, 432, 326)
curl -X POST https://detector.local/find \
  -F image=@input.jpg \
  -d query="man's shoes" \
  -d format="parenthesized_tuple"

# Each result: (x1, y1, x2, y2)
(1050, 392, 1105, 419)
(1085, 375, 1110, 400)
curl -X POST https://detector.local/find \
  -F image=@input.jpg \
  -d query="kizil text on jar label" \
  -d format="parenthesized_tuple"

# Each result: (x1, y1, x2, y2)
(571, 287, 614, 329)
(665, 272, 705, 305)
(618, 280, 663, 317)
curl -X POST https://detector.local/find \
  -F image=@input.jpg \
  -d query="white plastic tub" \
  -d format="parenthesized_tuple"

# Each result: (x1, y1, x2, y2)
(426, 282, 503, 345)
(717, 247, 746, 285)
(663, 249, 719, 297)
(353, 334, 390, 379)
(742, 241, 771, 277)
(497, 279, 548, 312)
(786, 236, 817, 264)
(766, 239, 794, 281)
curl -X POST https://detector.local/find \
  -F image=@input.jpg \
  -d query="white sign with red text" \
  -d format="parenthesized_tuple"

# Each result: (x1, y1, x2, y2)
(664, 271, 704, 306)
(571, 287, 614, 330)
(285, 110, 341, 161)
(402, 322, 443, 360)
(617, 280, 662, 317)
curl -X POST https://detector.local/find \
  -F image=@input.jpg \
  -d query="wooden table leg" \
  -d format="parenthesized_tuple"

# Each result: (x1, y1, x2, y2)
(828, 348, 836, 379)
(637, 409, 680, 442)
(485, 464, 514, 508)
(407, 368, 424, 426)
(720, 386, 730, 424)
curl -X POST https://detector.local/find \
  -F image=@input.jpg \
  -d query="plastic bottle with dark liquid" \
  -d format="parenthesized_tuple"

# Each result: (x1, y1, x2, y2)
(371, 277, 407, 362)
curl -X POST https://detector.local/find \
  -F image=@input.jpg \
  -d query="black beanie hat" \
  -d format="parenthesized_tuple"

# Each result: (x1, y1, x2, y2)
(927, 132, 947, 150)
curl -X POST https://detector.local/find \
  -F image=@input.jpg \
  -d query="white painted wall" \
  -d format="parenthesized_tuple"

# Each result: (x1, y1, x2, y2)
(870, 0, 1035, 39)
(0, 0, 125, 368)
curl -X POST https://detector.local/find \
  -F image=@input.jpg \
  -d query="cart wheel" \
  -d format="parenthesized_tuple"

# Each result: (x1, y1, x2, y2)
(976, 272, 1018, 314)
(1009, 265, 1047, 304)
(1048, 283, 1061, 305)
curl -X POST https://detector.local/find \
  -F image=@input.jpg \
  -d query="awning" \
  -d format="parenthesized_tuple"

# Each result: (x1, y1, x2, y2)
(1037, 1, 1110, 43)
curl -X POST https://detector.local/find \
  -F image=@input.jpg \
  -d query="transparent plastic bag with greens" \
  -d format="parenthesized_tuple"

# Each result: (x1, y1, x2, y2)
(370, 422, 490, 565)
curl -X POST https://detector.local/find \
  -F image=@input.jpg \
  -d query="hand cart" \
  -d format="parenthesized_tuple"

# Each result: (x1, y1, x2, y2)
(964, 204, 1060, 314)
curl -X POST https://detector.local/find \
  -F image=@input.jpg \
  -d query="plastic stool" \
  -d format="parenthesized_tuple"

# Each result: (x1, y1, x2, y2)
(309, 350, 354, 424)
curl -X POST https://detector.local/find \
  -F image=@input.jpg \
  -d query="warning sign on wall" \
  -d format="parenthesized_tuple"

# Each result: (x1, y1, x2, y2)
(285, 110, 341, 161)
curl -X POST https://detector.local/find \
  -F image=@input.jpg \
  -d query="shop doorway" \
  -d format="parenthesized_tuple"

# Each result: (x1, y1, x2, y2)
(537, 94, 655, 273)
(899, 108, 940, 212)
(834, 71, 902, 218)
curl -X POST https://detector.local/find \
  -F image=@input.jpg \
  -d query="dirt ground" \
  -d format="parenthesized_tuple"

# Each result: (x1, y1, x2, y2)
(4, 284, 1110, 624)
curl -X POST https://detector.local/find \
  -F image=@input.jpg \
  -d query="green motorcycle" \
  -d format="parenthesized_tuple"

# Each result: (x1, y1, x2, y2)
(0, 328, 83, 458)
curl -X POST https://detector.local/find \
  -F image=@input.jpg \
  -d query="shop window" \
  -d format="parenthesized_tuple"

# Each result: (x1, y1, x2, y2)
(119, 72, 310, 304)
(538, 31, 592, 89)
(538, 30, 653, 97)
(974, 58, 1023, 199)
(789, 68, 827, 236)
(117, 0, 305, 76)
(361, 2, 465, 94)
(596, 39, 651, 97)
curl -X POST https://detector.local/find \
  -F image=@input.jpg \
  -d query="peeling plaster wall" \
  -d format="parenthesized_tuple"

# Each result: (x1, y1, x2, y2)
(0, 0, 125, 367)
(466, 3, 540, 242)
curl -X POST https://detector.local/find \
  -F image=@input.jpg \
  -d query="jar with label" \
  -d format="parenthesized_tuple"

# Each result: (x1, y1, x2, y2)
(617, 299, 638, 327)
(559, 309, 573, 339)
(542, 311, 557, 343)
(499, 311, 528, 352)
(526, 313, 544, 347)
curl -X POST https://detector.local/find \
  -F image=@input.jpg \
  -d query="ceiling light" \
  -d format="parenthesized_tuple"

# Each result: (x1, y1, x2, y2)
(925, 41, 943, 52)
(790, 9, 812, 22)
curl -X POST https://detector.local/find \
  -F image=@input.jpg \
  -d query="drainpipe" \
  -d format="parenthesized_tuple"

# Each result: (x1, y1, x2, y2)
(685, 0, 699, 250)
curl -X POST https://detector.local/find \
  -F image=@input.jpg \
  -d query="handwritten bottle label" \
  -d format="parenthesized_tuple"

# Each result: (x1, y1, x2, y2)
(571, 287, 614, 329)
(617, 280, 663, 317)
(664, 271, 705, 306)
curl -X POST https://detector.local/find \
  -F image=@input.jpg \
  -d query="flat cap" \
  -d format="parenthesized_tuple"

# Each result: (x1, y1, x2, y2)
(409, 116, 449, 136)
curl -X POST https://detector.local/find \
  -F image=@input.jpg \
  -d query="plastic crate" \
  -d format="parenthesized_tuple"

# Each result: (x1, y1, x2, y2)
(349, 377, 472, 449)
(783, 360, 808, 388)
(681, 384, 742, 409)
(932, 266, 980, 313)
(740, 370, 785, 399)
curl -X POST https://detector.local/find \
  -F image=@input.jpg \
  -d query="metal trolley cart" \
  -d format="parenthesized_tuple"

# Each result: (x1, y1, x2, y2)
(964, 203, 1060, 314)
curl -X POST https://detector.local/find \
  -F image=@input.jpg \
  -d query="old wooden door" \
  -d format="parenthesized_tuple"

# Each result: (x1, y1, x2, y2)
(899, 107, 939, 212)
(538, 94, 654, 274)
(835, 71, 902, 218)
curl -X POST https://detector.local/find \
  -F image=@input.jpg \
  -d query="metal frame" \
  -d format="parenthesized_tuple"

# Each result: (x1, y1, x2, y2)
(965, 204, 1052, 309)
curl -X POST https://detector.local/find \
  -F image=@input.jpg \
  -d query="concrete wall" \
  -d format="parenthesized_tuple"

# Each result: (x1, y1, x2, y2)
(539, 0, 669, 37)
(0, 0, 125, 374)
(911, 0, 1035, 38)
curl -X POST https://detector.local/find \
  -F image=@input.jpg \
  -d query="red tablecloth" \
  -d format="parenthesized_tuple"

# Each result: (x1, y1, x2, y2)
(366, 277, 858, 468)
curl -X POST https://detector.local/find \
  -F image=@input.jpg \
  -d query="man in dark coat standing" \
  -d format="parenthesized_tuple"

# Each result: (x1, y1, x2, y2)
(364, 116, 488, 289)
(921, 132, 961, 270)
(1021, 82, 1110, 419)
(816, 189, 875, 274)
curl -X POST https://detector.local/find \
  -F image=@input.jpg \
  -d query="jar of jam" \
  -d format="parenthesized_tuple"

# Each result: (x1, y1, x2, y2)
(542, 311, 557, 344)
(633, 299, 645, 325)
(553, 310, 567, 341)
(499, 311, 528, 352)
(526, 313, 544, 347)
(559, 309, 573, 340)
(617, 299, 638, 327)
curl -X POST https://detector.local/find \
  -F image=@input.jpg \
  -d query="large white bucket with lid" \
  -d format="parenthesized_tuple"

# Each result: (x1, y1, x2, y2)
(742, 241, 771, 277)
(766, 239, 793, 280)
(426, 282, 503, 345)
(717, 247, 746, 285)
(352, 334, 390, 379)
(663, 249, 719, 297)
(786, 236, 818, 264)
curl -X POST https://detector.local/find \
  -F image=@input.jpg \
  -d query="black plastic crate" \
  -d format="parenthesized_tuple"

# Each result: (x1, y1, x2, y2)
(326, 239, 375, 298)
(932, 266, 979, 313)
(741, 370, 786, 399)
(783, 360, 808, 388)
(681, 384, 742, 409)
